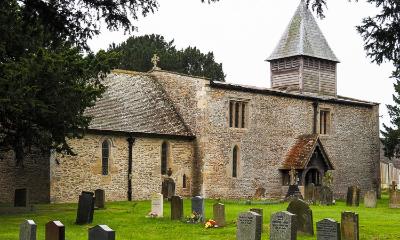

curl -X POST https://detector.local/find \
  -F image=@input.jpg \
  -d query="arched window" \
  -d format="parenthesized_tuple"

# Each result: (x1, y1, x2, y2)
(102, 140, 110, 175)
(232, 145, 239, 178)
(183, 174, 187, 189)
(161, 142, 168, 175)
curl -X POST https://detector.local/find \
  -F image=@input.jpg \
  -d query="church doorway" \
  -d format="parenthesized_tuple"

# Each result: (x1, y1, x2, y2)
(305, 168, 322, 186)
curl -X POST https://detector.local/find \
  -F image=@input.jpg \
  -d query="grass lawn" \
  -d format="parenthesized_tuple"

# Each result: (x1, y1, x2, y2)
(0, 195, 399, 239)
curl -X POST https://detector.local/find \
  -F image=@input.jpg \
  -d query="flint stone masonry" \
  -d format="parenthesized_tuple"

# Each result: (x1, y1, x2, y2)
(317, 218, 341, 240)
(20, 219, 37, 240)
(236, 211, 262, 240)
(270, 211, 297, 240)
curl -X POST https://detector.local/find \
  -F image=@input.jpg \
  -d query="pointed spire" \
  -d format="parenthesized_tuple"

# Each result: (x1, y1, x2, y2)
(267, 0, 339, 62)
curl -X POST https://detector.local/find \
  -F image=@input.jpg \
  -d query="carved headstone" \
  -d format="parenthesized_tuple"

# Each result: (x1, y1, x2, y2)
(88, 225, 115, 240)
(363, 190, 377, 208)
(254, 187, 266, 199)
(76, 191, 95, 224)
(171, 195, 183, 220)
(14, 188, 28, 207)
(250, 208, 263, 232)
(341, 212, 359, 240)
(191, 196, 205, 222)
(161, 178, 176, 200)
(236, 211, 262, 240)
(270, 211, 296, 240)
(287, 198, 314, 235)
(346, 186, 360, 207)
(213, 203, 226, 227)
(320, 186, 334, 205)
(305, 183, 316, 204)
(20, 219, 36, 240)
(45, 221, 65, 240)
(151, 193, 163, 217)
(94, 189, 105, 209)
(317, 218, 341, 240)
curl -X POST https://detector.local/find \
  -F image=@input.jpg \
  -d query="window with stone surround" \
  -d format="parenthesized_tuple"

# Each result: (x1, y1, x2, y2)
(161, 141, 168, 175)
(232, 145, 239, 178)
(229, 100, 248, 129)
(320, 109, 331, 135)
(101, 140, 110, 175)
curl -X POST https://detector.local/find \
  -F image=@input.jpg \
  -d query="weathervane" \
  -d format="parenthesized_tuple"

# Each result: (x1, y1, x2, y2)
(151, 53, 160, 70)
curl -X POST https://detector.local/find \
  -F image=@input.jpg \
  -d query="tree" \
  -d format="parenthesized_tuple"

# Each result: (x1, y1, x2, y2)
(109, 34, 225, 81)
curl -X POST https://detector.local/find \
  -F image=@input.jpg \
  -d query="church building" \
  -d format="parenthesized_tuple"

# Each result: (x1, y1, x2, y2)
(0, 1, 380, 204)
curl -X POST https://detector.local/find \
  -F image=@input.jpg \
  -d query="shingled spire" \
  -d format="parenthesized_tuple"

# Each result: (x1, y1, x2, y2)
(267, 0, 339, 97)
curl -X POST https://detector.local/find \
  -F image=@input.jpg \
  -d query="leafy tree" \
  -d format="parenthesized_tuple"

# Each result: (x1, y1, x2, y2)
(110, 34, 225, 81)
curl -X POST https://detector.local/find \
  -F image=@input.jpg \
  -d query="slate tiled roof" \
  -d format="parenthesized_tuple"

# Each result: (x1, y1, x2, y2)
(85, 70, 192, 137)
(267, 0, 339, 62)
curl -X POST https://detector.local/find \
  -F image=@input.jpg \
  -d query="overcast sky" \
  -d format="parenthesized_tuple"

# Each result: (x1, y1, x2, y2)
(88, 0, 395, 131)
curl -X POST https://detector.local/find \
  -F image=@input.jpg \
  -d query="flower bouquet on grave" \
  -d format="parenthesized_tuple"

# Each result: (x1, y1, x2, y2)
(186, 211, 202, 224)
(204, 219, 218, 229)
(146, 211, 158, 218)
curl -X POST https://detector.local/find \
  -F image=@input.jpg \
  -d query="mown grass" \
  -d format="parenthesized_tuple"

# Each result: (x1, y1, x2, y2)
(0, 195, 399, 239)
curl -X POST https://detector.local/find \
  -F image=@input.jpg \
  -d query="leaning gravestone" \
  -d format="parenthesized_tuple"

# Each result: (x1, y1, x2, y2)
(20, 219, 37, 240)
(14, 188, 28, 207)
(341, 212, 359, 240)
(76, 191, 95, 224)
(316, 218, 341, 240)
(236, 211, 262, 240)
(151, 193, 163, 217)
(213, 203, 226, 227)
(363, 190, 377, 208)
(94, 189, 105, 209)
(45, 221, 65, 240)
(287, 198, 313, 235)
(320, 186, 334, 205)
(305, 183, 316, 204)
(89, 225, 115, 240)
(270, 211, 296, 240)
(171, 195, 183, 220)
(346, 186, 360, 207)
(191, 196, 205, 222)
(250, 208, 264, 232)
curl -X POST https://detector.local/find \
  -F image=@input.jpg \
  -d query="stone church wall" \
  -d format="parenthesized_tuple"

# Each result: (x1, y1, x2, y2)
(50, 133, 194, 203)
(0, 149, 50, 204)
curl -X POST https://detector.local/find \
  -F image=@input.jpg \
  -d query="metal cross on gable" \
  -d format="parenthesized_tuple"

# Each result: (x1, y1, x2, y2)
(151, 53, 160, 70)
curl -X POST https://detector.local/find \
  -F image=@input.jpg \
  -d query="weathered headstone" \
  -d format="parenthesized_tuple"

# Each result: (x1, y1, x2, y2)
(305, 183, 316, 204)
(254, 187, 266, 199)
(236, 211, 262, 240)
(250, 208, 263, 232)
(76, 191, 95, 224)
(270, 211, 296, 240)
(20, 219, 36, 240)
(287, 198, 314, 235)
(285, 185, 304, 201)
(45, 221, 65, 240)
(171, 195, 183, 220)
(161, 178, 176, 200)
(341, 212, 359, 240)
(320, 186, 334, 205)
(191, 196, 205, 222)
(363, 190, 377, 208)
(88, 225, 115, 240)
(389, 182, 400, 208)
(213, 203, 226, 227)
(151, 193, 163, 217)
(346, 186, 360, 207)
(317, 218, 341, 240)
(94, 189, 105, 209)
(14, 188, 28, 207)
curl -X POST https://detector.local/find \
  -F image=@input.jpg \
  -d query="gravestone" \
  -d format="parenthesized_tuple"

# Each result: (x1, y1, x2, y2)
(285, 185, 303, 201)
(14, 188, 28, 207)
(171, 195, 183, 220)
(94, 189, 105, 209)
(236, 211, 262, 240)
(363, 190, 377, 208)
(320, 186, 334, 205)
(254, 187, 266, 199)
(213, 203, 226, 227)
(305, 183, 316, 204)
(161, 178, 176, 200)
(151, 193, 163, 217)
(45, 221, 65, 240)
(89, 225, 115, 240)
(191, 196, 205, 222)
(287, 198, 314, 235)
(317, 218, 341, 240)
(389, 182, 400, 208)
(346, 186, 360, 207)
(250, 208, 263, 232)
(76, 191, 95, 224)
(20, 219, 36, 240)
(270, 211, 296, 240)
(341, 212, 359, 240)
